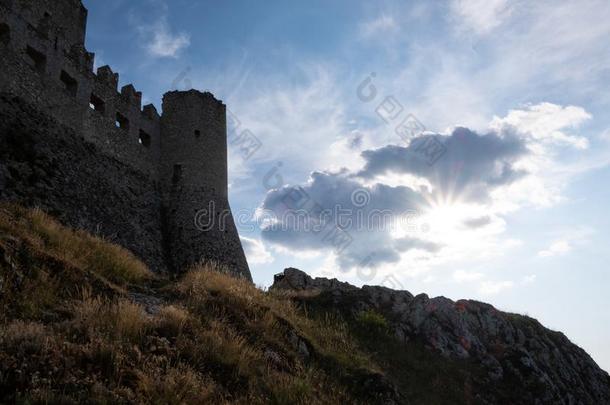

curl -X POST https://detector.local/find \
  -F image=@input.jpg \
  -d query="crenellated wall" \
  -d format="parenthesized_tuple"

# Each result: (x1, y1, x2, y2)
(0, 0, 251, 279)
(0, 0, 161, 175)
(0, 93, 167, 272)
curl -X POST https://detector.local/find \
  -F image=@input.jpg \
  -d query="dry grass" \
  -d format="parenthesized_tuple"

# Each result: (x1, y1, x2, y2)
(136, 365, 218, 404)
(177, 319, 266, 381)
(0, 206, 391, 404)
(156, 305, 190, 337)
(175, 263, 379, 398)
(71, 289, 149, 343)
(177, 262, 299, 323)
(0, 204, 151, 285)
(0, 320, 50, 354)
(178, 262, 263, 303)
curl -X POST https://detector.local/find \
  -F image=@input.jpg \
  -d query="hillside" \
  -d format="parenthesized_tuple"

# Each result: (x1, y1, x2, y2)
(272, 269, 610, 404)
(1, 204, 609, 404)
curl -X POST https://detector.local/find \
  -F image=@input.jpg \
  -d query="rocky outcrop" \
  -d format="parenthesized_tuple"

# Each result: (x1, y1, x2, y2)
(272, 268, 610, 404)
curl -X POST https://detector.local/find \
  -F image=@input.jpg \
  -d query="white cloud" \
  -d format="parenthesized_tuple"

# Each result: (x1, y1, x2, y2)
(491, 103, 591, 150)
(240, 237, 274, 265)
(478, 280, 514, 295)
(453, 270, 485, 283)
(226, 64, 353, 177)
(522, 274, 537, 284)
(537, 227, 594, 258)
(473, 1, 610, 102)
(360, 14, 399, 38)
(140, 18, 190, 58)
(487, 102, 596, 212)
(538, 240, 571, 258)
(450, 0, 513, 35)
(600, 129, 610, 142)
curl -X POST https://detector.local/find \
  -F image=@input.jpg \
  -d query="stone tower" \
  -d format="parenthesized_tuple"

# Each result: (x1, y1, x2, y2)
(161, 91, 250, 278)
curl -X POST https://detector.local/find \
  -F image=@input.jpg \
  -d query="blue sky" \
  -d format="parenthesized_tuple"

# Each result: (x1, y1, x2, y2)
(82, 0, 610, 371)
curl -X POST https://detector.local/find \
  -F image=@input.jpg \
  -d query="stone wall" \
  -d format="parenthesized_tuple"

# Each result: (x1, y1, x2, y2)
(0, 0, 252, 279)
(0, 94, 166, 271)
(0, 0, 161, 176)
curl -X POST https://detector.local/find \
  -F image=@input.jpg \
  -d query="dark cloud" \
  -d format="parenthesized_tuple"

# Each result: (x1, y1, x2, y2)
(259, 171, 435, 269)
(261, 171, 426, 217)
(358, 127, 529, 202)
(462, 216, 492, 229)
(349, 133, 364, 149)
(394, 237, 442, 253)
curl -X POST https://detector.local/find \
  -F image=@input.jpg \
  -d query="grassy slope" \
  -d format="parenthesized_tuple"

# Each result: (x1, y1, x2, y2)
(0, 205, 481, 404)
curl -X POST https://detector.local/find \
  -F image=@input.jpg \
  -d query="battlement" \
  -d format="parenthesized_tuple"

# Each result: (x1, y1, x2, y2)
(0, 0, 237, 179)
(121, 84, 142, 110)
(164, 89, 226, 106)
(0, 1, 165, 173)
(0, 0, 252, 279)
(96, 65, 119, 89)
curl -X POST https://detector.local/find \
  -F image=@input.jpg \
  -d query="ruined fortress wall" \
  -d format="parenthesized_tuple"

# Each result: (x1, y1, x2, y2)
(0, 0, 161, 176)
(0, 0, 165, 271)
(0, 94, 166, 272)
(0, 0, 251, 279)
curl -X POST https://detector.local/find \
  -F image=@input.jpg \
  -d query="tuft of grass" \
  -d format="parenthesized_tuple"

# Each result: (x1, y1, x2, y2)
(5, 265, 61, 319)
(112, 299, 150, 342)
(299, 312, 375, 372)
(268, 374, 313, 405)
(136, 365, 218, 404)
(71, 288, 149, 343)
(0, 320, 50, 354)
(156, 305, 190, 337)
(176, 318, 266, 382)
(178, 262, 260, 303)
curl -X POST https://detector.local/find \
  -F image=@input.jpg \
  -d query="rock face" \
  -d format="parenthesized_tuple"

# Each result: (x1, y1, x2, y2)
(272, 268, 610, 404)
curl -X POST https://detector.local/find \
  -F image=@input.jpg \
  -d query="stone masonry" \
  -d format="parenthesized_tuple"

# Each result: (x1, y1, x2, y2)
(0, 0, 251, 280)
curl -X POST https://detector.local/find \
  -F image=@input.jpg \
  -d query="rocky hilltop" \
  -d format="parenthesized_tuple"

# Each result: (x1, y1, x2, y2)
(272, 268, 610, 404)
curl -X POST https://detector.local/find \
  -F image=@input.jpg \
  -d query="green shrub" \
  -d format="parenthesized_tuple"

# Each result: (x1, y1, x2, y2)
(355, 309, 389, 334)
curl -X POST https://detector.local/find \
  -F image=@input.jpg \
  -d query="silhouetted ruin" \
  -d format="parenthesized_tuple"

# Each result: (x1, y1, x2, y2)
(0, 0, 251, 279)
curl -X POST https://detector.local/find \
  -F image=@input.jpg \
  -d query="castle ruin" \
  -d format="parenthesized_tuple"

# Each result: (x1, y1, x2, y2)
(0, 0, 251, 280)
